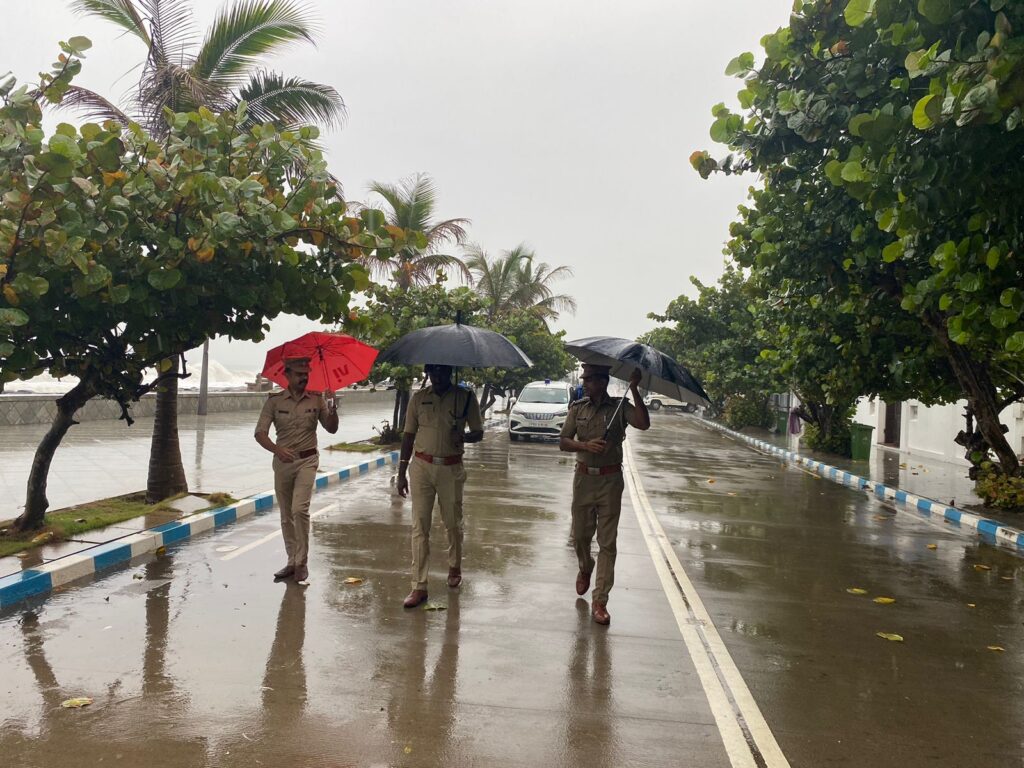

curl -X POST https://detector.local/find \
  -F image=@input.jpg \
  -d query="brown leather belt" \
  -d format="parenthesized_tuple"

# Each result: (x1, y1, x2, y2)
(576, 462, 622, 476)
(297, 448, 318, 459)
(415, 451, 463, 466)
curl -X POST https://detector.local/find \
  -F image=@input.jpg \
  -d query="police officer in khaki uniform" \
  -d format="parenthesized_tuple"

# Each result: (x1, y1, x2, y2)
(396, 364, 483, 608)
(255, 357, 339, 584)
(559, 363, 649, 625)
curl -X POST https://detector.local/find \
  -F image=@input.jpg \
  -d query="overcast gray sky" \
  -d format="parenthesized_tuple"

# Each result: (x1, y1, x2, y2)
(5, 0, 793, 373)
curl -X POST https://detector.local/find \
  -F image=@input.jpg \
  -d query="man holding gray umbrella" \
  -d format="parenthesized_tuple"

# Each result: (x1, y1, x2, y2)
(560, 364, 650, 625)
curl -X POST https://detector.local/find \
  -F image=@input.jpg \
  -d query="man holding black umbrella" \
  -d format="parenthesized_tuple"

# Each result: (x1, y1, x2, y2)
(396, 364, 484, 608)
(559, 364, 649, 625)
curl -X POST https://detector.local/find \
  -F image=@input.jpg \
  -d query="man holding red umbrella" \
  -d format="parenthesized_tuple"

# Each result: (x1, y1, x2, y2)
(256, 332, 379, 584)
(255, 356, 339, 584)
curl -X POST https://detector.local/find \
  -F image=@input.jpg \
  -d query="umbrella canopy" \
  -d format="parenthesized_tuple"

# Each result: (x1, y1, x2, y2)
(378, 323, 533, 369)
(564, 336, 710, 407)
(262, 332, 379, 392)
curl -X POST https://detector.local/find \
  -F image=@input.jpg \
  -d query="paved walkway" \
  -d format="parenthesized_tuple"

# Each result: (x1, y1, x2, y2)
(0, 422, 735, 768)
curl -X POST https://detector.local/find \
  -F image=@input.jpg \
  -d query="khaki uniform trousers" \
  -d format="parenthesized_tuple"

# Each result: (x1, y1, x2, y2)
(273, 453, 318, 567)
(409, 457, 466, 590)
(571, 472, 624, 605)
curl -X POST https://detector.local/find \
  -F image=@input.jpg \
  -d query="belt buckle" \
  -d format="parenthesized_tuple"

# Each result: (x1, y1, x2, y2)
(588, 466, 600, 476)
(432, 456, 445, 465)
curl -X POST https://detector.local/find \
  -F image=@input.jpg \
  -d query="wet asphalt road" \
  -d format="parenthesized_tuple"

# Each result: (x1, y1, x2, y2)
(2, 414, 1023, 767)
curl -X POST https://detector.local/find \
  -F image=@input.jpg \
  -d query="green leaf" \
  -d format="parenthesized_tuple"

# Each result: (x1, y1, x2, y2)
(725, 52, 755, 76)
(959, 272, 982, 292)
(1006, 332, 1024, 353)
(883, 241, 904, 262)
(990, 307, 1018, 329)
(66, 36, 92, 53)
(0, 308, 30, 327)
(844, 0, 876, 27)
(148, 269, 183, 291)
(918, 0, 955, 25)
(939, 294, 953, 311)
(912, 94, 940, 129)
(986, 248, 1000, 270)
(109, 284, 130, 304)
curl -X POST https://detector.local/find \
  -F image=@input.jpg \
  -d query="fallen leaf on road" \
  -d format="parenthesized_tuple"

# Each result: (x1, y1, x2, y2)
(423, 603, 447, 611)
(727, 492, 737, 496)
(974, 564, 992, 571)
(927, 544, 938, 550)
(61, 697, 93, 708)
(967, 603, 976, 608)
(846, 588, 868, 595)
(132, 574, 144, 580)
(871, 515, 891, 522)
(899, 463, 907, 469)
(30, 532, 53, 545)
(343, 577, 364, 585)
(404, 746, 413, 754)
(1001, 576, 1014, 581)
(876, 632, 904, 642)
(707, 478, 716, 484)
(987, 645, 1005, 652)
(155, 546, 167, 557)
(873, 597, 896, 604)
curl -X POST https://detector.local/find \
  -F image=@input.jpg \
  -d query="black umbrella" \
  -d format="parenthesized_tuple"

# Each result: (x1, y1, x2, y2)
(378, 322, 533, 369)
(565, 336, 710, 436)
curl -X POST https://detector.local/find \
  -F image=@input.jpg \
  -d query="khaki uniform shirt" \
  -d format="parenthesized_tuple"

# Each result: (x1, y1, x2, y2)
(255, 389, 329, 453)
(560, 395, 640, 467)
(404, 385, 483, 457)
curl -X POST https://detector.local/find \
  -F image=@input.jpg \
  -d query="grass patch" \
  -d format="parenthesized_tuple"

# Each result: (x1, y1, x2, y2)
(0, 491, 238, 559)
(327, 441, 399, 453)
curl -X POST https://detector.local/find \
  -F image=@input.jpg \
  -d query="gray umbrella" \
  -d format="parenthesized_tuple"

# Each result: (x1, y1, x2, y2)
(565, 336, 711, 434)
(378, 322, 533, 368)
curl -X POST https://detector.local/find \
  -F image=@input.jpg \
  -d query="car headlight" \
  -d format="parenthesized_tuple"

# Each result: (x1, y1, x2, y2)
(553, 409, 568, 417)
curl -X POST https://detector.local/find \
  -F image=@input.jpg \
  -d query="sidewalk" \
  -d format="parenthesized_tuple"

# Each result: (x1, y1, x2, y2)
(0, 401, 393, 579)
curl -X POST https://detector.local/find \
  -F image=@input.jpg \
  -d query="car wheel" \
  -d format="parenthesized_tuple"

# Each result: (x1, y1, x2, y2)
(649, 400, 662, 411)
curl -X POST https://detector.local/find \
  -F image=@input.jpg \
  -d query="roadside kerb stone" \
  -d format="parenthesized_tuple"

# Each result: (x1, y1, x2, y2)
(0, 451, 400, 610)
(697, 418, 1024, 554)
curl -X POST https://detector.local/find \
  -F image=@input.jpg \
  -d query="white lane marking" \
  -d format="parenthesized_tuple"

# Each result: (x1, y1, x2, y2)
(220, 503, 339, 561)
(624, 440, 790, 768)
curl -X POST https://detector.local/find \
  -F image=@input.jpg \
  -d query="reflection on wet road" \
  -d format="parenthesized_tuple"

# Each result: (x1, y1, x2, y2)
(1, 414, 1021, 766)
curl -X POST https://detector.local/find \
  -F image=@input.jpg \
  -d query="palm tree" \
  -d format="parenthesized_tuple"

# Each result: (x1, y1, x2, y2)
(464, 243, 577, 323)
(66, 0, 345, 502)
(65, 0, 343, 136)
(361, 173, 471, 289)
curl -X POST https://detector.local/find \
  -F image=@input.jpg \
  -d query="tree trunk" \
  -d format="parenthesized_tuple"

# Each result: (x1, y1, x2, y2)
(480, 383, 495, 417)
(146, 357, 188, 503)
(397, 389, 410, 433)
(16, 381, 94, 531)
(929, 318, 1020, 475)
(392, 389, 402, 433)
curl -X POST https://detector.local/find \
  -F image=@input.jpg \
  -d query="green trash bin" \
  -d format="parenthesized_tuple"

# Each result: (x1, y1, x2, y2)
(849, 423, 874, 461)
(775, 410, 789, 434)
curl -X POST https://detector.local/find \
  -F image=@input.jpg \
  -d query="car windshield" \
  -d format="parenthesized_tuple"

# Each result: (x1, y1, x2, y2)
(518, 387, 568, 404)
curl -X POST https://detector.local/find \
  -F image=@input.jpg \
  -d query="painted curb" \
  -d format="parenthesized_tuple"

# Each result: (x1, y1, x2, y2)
(0, 451, 400, 611)
(698, 419, 1024, 553)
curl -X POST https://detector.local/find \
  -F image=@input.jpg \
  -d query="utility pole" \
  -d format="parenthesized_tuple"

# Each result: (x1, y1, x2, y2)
(198, 340, 209, 416)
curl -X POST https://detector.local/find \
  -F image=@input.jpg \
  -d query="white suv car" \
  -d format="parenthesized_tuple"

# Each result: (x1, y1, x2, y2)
(508, 380, 574, 441)
(643, 392, 697, 412)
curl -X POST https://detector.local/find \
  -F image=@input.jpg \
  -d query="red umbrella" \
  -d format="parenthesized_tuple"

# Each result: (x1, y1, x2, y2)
(261, 332, 378, 393)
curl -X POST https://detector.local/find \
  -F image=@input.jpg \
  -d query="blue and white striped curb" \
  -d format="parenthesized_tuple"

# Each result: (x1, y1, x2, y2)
(0, 451, 400, 610)
(699, 419, 1024, 553)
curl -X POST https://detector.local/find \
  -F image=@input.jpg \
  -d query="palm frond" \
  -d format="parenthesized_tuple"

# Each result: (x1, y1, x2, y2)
(139, 0, 197, 65)
(136, 62, 226, 132)
(368, 174, 469, 248)
(193, 0, 318, 87)
(235, 70, 344, 128)
(71, 0, 151, 46)
(58, 86, 134, 126)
